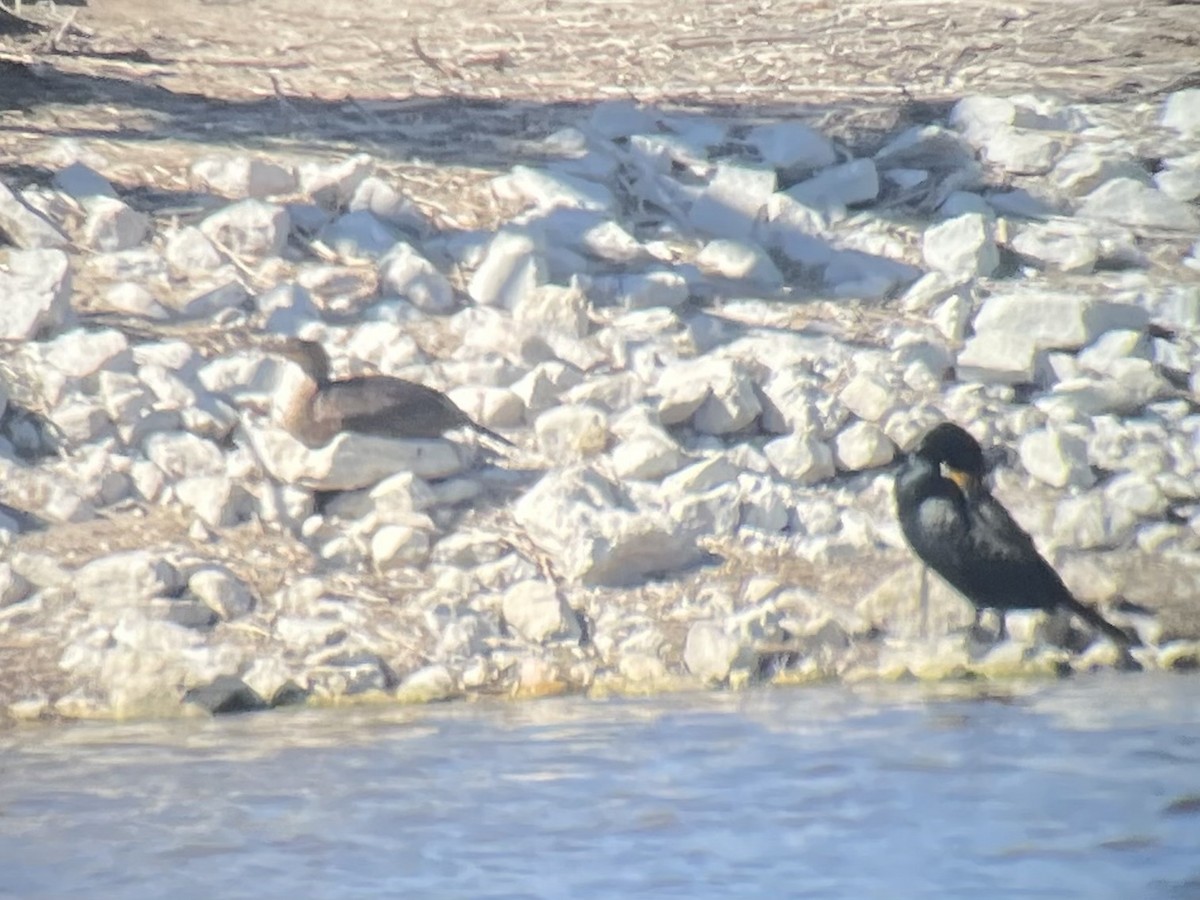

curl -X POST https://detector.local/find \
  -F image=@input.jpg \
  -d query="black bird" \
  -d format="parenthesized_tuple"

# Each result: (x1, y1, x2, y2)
(894, 422, 1133, 646)
(270, 339, 515, 450)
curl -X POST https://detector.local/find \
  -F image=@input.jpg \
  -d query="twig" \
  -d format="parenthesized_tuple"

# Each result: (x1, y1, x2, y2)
(410, 36, 458, 78)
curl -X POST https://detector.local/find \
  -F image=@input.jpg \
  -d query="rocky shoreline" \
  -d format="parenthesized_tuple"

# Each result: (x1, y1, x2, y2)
(2, 87, 1200, 722)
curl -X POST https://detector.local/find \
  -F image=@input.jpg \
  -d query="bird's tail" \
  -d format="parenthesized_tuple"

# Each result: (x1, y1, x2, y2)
(1063, 596, 1139, 647)
(470, 422, 516, 449)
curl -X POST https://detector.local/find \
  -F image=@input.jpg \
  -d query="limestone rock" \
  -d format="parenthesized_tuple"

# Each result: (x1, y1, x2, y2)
(81, 197, 151, 252)
(467, 230, 548, 309)
(75, 551, 183, 606)
(191, 156, 297, 198)
(695, 239, 784, 288)
(923, 213, 999, 278)
(0, 180, 68, 248)
(502, 580, 581, 643)
(1077, 178, 1199, 231)
(785, 158, 879, 210)
(249, 425, 466, 491)
(0, 249, 72, 340)
(199, 200, 290, 257)
(379, 242, 456, 313)
(834, 421, 895, 471)
(683, 621, 740, 682)
(1018, 428, 1096, 489)
(688, 164, 777, 240)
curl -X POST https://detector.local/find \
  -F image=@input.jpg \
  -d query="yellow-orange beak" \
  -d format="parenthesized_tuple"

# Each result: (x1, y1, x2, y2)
(941, 463, 976, 495)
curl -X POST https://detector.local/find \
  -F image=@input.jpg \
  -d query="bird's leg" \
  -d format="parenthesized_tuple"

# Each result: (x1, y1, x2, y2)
(996, 611, 1008, 642)
(919, 564, 929, 639)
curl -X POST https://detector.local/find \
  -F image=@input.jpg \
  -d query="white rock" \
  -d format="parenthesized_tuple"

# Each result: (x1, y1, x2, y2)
(512, 466, 704, 586)
(689, 361, 762, 435)
(0, 562, 32, 607)
(977, 291, 1148, 349)
(47, 396, 112, 443)
(957, 290, 1149, 384)
(1018, 428, 1095, 488)
(174, 474, 251, 527)
(103, 282, 169, 318)
(250, 425, 465, 490)
(378, 242, 455, 313)
(1162, 88, 1200, 136)
(763, 433, 836, 484)
(785, 158, 879, 210)
(922, 212, 999, 278)
(746, 121, 836, 172)
(535, 403, 610, 460)
(823, 250, 921, 300)
(0, 181, 68, 248)
(37, 327, 130, 378)
(1155, 160, 1200, 203)
(610, 431, 686, 480)
(1052, 492, 1133, 550)
(297, 154, 373, 208)
(492, 165, 615, 213)
(1104, 472, 1166, 519)
(937, 191, 994, 219)
(0, 248, 72, 340)
(756, 193, 833, 270)
(510, 361, 584, 416)
(949, 95, 1017, 143)
(587, 268, 690, 310)
(838, 372, 895, 422)
(446, 385, 525, 430)
(1077, 178, 1199, 231)
(348, 176, 429, 234)
(874, 125, 976, 170)
(191, 156, 297, 198)
(188, 566, 255, 619)
(502, 580, 580, 643)
(1050, 146, 1149, 197)
(1010, 221, 1100, 274)
(662, 457, 740, 494)
(144, 432, 227, 479)
(981, 127, 1061, 175)
(318, 210, 398, 258)
(683, 621, 740, 682)
(834, 421, 894, 471)
(467, 230, 548, 309)
(694, 239, 783, 288)
(512, 282, 590, 338)
(75, 551, 182, 605)
(688, 164, 777, 240)
(371, 524, 432, 569)
(52, 162, 117, 199)
(81, 196, 150, 252)
(199, 200, 290, 257)
(165, 226, 224, 274)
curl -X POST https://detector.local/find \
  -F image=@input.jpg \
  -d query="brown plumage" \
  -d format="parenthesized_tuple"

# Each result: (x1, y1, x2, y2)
(271, 339, 514, 449)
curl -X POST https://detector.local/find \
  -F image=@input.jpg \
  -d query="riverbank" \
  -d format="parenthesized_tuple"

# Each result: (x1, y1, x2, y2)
(1, 0, 1199, 722)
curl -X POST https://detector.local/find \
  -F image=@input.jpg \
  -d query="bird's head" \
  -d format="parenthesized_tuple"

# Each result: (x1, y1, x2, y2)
(915, 421, 988, 494)
(271, 339, 331, 385)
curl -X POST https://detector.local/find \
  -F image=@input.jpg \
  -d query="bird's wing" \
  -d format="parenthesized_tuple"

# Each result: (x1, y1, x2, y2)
(962, 493, 1074, 605)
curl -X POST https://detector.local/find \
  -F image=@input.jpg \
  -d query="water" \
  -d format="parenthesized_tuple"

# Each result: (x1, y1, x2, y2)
(2, 674, 1199, 899)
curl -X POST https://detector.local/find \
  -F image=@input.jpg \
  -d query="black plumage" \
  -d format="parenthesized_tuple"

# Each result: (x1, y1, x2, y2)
(894, 422, 1132, 646)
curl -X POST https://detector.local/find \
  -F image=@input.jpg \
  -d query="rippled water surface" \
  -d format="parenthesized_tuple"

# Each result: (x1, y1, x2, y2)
(3, 674, 1199, 899)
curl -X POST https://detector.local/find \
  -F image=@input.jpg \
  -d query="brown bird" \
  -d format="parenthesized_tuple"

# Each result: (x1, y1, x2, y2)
(270, 338, 514, 450)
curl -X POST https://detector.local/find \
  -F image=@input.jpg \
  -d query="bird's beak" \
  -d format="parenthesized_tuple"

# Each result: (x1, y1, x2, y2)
(941, 463, 976, 494)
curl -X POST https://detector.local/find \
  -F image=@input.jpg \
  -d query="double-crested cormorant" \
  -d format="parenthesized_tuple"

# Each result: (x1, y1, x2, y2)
(270, 339, 514, 450)
(894, 422, 1132, 646)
